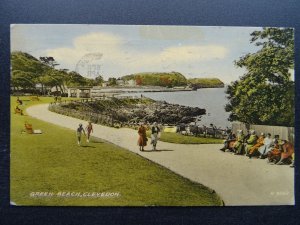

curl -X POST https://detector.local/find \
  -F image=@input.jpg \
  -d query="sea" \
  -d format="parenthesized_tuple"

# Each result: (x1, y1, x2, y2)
(121, 87, 231, 129)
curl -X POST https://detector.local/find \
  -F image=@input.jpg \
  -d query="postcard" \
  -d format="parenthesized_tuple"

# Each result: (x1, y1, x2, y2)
(10, 24, 294, 206)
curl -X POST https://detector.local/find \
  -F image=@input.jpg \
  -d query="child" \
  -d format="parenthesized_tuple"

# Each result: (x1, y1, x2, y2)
(76, 124, 86, 146)
(86, 122, 93, 143)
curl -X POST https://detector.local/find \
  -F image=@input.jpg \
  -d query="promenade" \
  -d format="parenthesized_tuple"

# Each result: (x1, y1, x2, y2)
(26, 104, 294, 206)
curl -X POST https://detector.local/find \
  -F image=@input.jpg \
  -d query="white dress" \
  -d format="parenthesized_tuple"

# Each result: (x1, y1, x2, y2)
(258, 137, 273, 155)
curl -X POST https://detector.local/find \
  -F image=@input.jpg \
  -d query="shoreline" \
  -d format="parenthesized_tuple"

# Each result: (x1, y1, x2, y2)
(91, 86, 225, 94)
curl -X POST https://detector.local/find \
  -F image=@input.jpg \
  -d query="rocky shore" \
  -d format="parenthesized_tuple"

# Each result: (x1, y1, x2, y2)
(50, 97, 206, 126)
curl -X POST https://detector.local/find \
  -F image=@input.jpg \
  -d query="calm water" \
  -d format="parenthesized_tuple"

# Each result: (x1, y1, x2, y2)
(122, 87, 231, 128)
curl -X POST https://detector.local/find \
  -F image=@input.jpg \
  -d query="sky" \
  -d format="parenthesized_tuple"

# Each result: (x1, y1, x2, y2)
(11, 24, 264, 83)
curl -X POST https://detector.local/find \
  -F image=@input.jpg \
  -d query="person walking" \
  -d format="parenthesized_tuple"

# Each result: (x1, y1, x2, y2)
(151, 122, 161, 150)
(86, 121, 93, 143)
(138, 122, 147, 151)
(76, 123, 86, 146)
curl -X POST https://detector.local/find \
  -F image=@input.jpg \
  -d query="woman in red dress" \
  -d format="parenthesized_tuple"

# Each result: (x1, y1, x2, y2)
(138, 122, 147, 151)
(85, 122, 93, 143)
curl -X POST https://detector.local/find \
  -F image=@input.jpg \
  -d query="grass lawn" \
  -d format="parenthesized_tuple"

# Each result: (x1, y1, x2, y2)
(147, 131, 224, 144)
(11, 96, 223, 206)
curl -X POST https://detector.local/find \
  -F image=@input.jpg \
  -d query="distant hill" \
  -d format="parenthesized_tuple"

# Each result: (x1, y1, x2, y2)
(187, 78, 224, 88)
(121, 72, 187, 87)
(122, 72, 224, 89)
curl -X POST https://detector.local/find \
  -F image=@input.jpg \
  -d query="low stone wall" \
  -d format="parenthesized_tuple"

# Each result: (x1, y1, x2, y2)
(49, 103, 115, 127)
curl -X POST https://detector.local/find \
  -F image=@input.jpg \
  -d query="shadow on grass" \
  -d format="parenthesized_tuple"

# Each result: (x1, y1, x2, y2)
(144, 149, 174, 152)
(90, 136, 105, 144)
(80, 145, 96, 148)
(90, 140, 105, 144)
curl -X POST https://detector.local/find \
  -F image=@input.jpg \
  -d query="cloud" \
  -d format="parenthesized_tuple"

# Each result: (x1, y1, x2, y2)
(161, 45, 228, 61)
(46, 32, 125, 70)
(45, 31, 229, 78)
(138, 25, 204, 40)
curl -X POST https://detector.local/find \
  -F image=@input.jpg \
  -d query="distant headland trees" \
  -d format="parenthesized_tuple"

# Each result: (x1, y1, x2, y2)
(122, 72, 224, 88)
(187, 78, 224, 89)
(121, 72, 187, 87)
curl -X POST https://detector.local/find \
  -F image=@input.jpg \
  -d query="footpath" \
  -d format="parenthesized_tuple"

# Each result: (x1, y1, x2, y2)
(26, 104, 294, 206)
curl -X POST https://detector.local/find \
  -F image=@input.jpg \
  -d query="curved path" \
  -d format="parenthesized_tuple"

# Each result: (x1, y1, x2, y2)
(26, 104, 294, 206)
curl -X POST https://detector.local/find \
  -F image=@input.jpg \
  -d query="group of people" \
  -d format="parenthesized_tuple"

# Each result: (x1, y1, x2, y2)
(76, 122, 93, 146)
(15, 97, 24, 115)
(76, 121, 162, 151)
(138, 122, 161, 151)
(220, 129, 294, 167)
(53, 96, 62, 102)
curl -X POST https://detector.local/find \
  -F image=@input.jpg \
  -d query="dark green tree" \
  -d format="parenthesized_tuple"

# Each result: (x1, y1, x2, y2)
(95, 75, 104, 85)
(65, 71, 88, 87)
(11, 52, 89, 94)
(225, 28, 294, 127)
(11, 52, 48, 93)
(108, 77, 117, 86)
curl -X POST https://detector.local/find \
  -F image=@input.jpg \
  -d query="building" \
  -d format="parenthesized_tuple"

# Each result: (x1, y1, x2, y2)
(116, 78, 125, 86)
(125, 79, 136, 86)
(67, 87, 92, 98)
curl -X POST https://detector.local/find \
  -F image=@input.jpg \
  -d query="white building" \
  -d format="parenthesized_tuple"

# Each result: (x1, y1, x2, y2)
(67, 87, 91, 98)
(116, 78, 125, 86)
(125, 79, 136, 86)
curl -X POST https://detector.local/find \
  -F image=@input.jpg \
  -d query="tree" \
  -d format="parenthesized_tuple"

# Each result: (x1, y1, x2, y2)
(39, 56, 59, 68)
(225, 28, 294, 127)
(11, 52, 49, 93)
(11, 52, 90, 94)
(135, 75, 142, 85)
(95, 75, 104, 85)
(66, 71, 88, 87)
(108, 77, 117, 86)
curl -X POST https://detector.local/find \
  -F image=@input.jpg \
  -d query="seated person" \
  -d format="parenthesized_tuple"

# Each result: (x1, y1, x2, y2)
(24, 122, 42, 134)
(233, 130, 245, 155)
(24, 122, 33, 134)
(248, 132, 265, 158)
(16, 97, 23, 105)
(220, 130, 236, 152)
(276, 141, 294, 165)
(258, 133, 273, 158)
(267, 135, 285, 163)
(245, 130, 258, 156)
(15, 105, 23, 115)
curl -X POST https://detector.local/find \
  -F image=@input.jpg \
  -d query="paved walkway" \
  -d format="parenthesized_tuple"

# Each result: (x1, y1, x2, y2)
(26, 104, 294, 206)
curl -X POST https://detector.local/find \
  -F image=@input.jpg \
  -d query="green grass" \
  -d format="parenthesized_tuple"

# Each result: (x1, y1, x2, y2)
(147, 131, 223, 144)
(10, 96, 223, 206)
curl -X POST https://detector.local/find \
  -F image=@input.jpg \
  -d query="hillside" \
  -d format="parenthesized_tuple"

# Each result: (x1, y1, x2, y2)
(188, 78, 224, 88)
(122, 72, 187, 87)
(122, 72, 224, 88)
